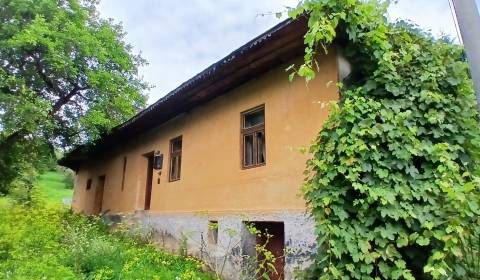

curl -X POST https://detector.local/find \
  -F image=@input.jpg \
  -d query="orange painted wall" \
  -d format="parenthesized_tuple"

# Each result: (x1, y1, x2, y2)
(72, 51, 339, 215)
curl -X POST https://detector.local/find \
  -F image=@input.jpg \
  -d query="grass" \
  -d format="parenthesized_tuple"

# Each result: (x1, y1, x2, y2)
(0, 172, 214, 280)
(37, 171, 73, 205)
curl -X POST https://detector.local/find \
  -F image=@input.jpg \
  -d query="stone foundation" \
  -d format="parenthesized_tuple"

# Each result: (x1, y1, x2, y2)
(113, 210, 317, 280)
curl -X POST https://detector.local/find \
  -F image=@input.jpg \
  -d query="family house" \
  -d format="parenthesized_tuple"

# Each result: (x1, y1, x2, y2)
(60, 17, 349, 279)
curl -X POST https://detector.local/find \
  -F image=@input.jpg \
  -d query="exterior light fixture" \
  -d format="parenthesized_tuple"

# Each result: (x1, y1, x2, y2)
(153, 151, 163, 170)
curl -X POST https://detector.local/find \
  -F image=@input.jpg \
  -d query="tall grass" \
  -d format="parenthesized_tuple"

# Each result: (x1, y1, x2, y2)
(0, 198, 213, 280)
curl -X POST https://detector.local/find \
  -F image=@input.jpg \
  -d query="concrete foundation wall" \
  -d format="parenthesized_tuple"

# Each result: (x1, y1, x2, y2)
(122, 210, 317, 280)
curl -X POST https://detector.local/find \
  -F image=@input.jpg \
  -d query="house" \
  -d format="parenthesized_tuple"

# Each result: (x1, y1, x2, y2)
(60, 17, 348, 280)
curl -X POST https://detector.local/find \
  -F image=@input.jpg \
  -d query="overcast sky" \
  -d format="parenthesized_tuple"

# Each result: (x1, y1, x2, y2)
(97, 0, 480, 104)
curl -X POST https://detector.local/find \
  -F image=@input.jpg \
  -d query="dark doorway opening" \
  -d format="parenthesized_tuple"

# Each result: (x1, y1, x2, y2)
(93, 175, 105, 214)
(253, 221, 285, 280)
(144, 153, 154, 210)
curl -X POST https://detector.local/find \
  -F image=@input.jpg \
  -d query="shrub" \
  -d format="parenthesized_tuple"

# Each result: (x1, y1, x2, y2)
(0, 198, 213, 280)
(452, 224, 480, 279)
(56, 166, 75, 189)
(0, 198, 76, 279)
(289, 0, 480, 279)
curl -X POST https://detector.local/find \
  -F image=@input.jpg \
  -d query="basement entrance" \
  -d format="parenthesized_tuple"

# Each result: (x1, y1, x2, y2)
(246, 221, 285, 280)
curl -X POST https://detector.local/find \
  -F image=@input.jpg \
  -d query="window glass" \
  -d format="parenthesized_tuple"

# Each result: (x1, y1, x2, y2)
(243, 109, 264, 128)
(172, 139, 182, 152)
(241, 106, 266, 168)
(170, 156, 181, 180)
(256, 131, 266, 164)
(244, 134, 254, 166)
(169, 136, 182, 181)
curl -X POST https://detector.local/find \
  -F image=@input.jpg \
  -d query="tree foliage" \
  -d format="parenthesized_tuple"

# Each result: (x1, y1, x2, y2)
(289, 0, 480, 279)
(0, 0, 147, 193)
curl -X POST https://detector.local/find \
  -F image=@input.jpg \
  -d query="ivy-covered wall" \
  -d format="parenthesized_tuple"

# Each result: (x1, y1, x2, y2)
(288, 1, 480, 279)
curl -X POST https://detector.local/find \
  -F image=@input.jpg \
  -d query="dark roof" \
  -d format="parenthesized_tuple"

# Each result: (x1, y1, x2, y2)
(60, 17, 308, 170)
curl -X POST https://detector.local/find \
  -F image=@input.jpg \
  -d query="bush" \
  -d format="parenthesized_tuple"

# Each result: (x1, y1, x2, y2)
(0, 198, 213, 280)
(56, 166, 75, 189)
(290, 0, 480, 279)
(452, 224, 480, 279)
(0, 198, 76, 279)
(0, 137, 56, 196)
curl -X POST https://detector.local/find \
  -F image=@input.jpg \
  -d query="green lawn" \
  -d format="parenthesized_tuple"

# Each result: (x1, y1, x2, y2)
(37, 171, 73, 205)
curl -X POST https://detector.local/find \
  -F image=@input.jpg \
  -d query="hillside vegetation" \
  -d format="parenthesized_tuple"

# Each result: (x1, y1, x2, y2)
(0, 172, 213, 280)
(37, 171, 74, 205)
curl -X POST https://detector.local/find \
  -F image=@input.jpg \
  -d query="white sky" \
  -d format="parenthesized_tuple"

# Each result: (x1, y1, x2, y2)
(97, 0, 480, 104)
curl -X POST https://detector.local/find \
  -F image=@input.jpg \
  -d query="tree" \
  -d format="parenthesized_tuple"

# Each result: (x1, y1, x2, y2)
(289, 0, 480, 279)
(0, 0, 148, 194)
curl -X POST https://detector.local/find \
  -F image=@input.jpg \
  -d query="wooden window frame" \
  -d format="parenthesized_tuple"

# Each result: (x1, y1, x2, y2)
(86, 178, 92, 190)
(169, 136, 182, 182)
(241, 105, 266, 169)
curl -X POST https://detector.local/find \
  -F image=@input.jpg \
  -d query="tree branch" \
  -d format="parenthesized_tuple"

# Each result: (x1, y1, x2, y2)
(49, 84, 89, 115)
(77, 91, 93, 102)
(30, 52, 67, 97)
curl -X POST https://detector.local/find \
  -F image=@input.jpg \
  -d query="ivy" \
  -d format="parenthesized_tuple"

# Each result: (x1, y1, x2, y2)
(288, 0, 480, 279)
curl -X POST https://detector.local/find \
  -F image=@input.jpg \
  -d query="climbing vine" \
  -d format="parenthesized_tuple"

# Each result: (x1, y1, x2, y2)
(288, 0, 480, 279)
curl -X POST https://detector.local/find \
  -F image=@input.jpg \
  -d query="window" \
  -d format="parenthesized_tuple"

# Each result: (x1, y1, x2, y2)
(208, 221, 219, 245)
(86, 178, 92, 190)
(121, 157, 127, 191)
(169, 136, 182, 181)
(241, 105, 266, 168)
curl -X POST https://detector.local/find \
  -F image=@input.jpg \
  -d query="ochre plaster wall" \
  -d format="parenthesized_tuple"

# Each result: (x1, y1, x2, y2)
(72, 51, 339, 215)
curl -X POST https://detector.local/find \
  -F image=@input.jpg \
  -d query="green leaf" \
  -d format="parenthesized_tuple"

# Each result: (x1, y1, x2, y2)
(298, 65, 316, 81)
(288, 72, 295, 82)
(296, 1, 480, 279)
(416, 236, 430, 246)
(396, 236, 408, 248)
